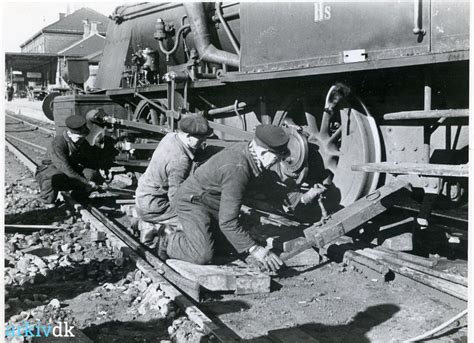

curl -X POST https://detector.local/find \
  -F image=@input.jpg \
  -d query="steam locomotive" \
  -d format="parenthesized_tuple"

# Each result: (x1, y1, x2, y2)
(48, 1, 469, 216)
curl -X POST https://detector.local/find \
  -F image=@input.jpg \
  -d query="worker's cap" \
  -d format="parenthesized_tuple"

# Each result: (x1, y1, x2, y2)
(65, 115, 89, 135)
(255, 124, 290, 157)
(178, 115, 213, 137)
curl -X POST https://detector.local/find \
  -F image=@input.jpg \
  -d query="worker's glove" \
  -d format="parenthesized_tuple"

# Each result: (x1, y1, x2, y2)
(300, 183, 327, 204)
(85, 181, 99, 192)
(247, 245, 284, 273)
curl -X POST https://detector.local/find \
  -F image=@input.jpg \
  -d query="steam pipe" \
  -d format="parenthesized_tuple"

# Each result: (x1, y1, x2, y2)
(183, 2, 240, 68)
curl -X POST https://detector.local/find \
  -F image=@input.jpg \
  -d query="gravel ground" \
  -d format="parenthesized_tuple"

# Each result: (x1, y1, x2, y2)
(4, 150, 207, 343)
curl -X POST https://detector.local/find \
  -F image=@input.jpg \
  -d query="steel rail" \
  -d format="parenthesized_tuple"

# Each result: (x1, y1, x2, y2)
(5, 139, 38, 174)
(5, 133, 48, 153)
(5, 112, 55, 135)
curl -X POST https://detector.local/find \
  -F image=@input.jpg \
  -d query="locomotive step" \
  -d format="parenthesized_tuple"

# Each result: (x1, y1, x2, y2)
(352, 162, 468, 178)
(383, 109, 468, 120)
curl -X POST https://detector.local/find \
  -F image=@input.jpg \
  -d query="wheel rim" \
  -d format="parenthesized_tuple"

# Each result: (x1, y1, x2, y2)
(273, 97, 381, 207)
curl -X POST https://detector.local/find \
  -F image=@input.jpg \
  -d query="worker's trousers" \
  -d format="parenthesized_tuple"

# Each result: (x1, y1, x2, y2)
(167, 186, 234, 264)
(35, 165, 100, 204)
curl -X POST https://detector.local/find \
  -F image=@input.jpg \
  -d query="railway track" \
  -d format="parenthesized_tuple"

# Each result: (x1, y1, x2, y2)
(4, 113, 468, 342)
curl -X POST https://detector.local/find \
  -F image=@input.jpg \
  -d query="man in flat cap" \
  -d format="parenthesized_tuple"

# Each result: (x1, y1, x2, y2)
(135, 114, 211, 246)
(151, 124, 296, 272)
(35, 115, 106, 207)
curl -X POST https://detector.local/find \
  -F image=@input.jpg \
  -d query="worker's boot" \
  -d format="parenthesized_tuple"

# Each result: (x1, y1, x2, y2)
(138, 220, 162, 248)
(155, 226, 170, 261)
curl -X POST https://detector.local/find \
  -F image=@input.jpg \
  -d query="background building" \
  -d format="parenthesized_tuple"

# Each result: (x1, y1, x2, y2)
(20, 8, 108, 54)
(5, 7, 110, 95)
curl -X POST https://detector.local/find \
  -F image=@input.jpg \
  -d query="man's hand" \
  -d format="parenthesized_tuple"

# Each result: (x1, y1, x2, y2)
(300, 183, 327, 204)
(248, 246, 284, 272)
(86, 181, 98, 192)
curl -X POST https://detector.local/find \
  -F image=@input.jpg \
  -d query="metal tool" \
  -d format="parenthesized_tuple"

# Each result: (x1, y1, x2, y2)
(280, 189, 329, 262)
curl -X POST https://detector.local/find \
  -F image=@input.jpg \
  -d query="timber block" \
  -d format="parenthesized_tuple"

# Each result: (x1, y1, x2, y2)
(304, 179, 410, 248)
(378, 217, 414, 251)
(166, 259, 271, 295)
(381, 234, 413, 251)
(281, 248, 321, 267)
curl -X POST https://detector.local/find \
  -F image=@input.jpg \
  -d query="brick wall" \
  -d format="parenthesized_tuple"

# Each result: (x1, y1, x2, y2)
(21, 36, 46, 53)
(44, 33, 83, 53)
(22, 33, 82, 54)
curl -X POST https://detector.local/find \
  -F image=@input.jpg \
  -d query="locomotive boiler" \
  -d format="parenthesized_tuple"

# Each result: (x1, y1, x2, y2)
(49, 2, 469, 228)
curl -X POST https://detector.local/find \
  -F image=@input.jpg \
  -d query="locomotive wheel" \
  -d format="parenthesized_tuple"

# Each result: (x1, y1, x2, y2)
(133, 100, 159, 124)
(42, 92, 60, 121)
(273, 96, 381, 207)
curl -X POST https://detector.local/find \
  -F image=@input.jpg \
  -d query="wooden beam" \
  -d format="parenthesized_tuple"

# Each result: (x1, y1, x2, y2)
(166, 259, 270, 295)
(352, 162, 468, 178)
(304, 179, 410, 247)
(383, 109, 468, 120)
(359, 250, 467, 301)
(362, 248, 466, 286)
(374, 246, 437, 267)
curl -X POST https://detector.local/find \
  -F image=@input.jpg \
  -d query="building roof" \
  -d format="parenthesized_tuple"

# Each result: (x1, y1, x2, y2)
(57, 33, 106, 57)
(20, 8, 110, 48)
(5, 53, 58, 83)
(84, 50, 103, 64)
(5, 52, 58, 71)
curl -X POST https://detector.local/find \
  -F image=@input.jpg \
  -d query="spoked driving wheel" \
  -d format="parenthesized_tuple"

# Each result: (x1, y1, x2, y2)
(273, 86, 381, 207)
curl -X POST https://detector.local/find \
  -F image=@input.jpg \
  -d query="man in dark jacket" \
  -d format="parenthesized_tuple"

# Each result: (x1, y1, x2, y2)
(35, 115, 105, 207)
(153, 124, 296, 272)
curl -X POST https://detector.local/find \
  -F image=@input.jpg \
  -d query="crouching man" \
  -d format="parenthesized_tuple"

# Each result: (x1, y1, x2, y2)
(35, 115, 105, 207)
(134, 115, 211, 246)
(154, 124, 294, 273)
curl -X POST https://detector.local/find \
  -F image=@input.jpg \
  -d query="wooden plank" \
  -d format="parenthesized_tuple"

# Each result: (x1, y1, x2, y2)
(362, 249, 467, 286)
(304, 179, 410, 247)
(374, 246, 437, 267)
(280, 248, 321, 267)
(358, 250, 467, 301)
(383, 109, 468, 120)
(343, 250, 390, 276)
(352, 162, 468, 177)
(166, 259, 270, 294)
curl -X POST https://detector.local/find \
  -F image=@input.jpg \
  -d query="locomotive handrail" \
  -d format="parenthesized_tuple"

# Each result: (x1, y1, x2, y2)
(215, 2, 240, 55)
(413, 0, 426, 35)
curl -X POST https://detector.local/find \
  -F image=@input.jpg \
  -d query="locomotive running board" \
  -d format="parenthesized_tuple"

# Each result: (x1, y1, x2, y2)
(303, 179, 410, 249)
(352, 162, 468, 178)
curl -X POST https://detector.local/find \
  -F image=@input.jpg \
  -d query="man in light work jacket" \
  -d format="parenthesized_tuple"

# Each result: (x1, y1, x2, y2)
(135, 115, 211, 246)
(158, 124, 321, 272)
(35, 115, 105, 207)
